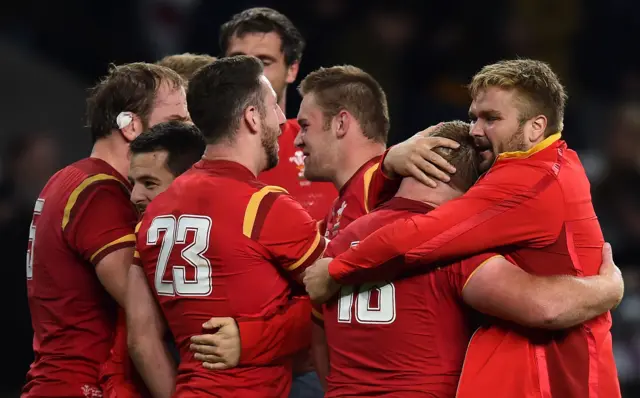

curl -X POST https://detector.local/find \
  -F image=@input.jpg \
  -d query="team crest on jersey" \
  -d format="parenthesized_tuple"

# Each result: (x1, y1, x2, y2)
(289, 150, 311, 186)
(326, 201, 348, 238)
(81, 384, 102, 398)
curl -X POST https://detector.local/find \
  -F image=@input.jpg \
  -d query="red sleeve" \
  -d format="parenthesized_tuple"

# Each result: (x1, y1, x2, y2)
(448, 253, 504, 296)
(365, 149, 401, 211)
(244, 188, 327, 280)
(237, 297, 312, 365)
(328, 163, 564, 284)
(63, 179, 137, 265)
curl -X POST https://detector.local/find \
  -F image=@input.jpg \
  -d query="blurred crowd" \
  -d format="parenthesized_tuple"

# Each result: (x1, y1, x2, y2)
(0, 0, 639, 395)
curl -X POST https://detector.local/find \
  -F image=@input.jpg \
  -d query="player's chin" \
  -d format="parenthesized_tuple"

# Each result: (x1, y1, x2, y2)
(478, 151, 495, 173)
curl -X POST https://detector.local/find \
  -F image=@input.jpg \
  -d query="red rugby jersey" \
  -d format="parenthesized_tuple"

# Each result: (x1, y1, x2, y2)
(24, 158, 137, 398)
(317, 197, 493, 397)
(136, 160, 325, 397)
(329, 134, 621, 398)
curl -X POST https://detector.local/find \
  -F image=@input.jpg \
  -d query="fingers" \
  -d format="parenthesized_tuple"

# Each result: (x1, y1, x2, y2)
(193, 352, 223, 363)
(190, 334, 220, 346)
(418, 146, 457, 174)
(411, 154, 452, 183)
(190, 343, 220, 356)
(424, 136, 460, 150)
(202, 317, 234, 330)
(406, 164, 437, 188)
(203, 361, 231, 370)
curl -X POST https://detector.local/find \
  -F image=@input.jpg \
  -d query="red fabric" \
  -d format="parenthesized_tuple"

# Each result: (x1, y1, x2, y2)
(100, 309, 150, 398)
(237, 297, 312, 365)
(328, 137, 620, 398)
(137, 160, 323, 396)
(24, 158, 137, 398)
(321, 197, 493, 397)
(259, 119, 337, 221)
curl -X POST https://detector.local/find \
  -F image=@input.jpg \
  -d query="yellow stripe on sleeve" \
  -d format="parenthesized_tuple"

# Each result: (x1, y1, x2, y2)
(242, 186, 288, 238)
(133, 250, 140, 259)
(312, 307, 324, 321)
(135, 221, 142, 234)
(461, 255, 505, 292)
(363, 163, 380, 214)
(62, 174, 125, 231)
(89, 234, 137, 263)
(286, 231, 322, 272)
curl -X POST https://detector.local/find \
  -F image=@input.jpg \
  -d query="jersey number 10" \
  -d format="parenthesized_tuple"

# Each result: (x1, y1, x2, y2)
(337, 282, 396, 324)
(146, 215, 213, 297)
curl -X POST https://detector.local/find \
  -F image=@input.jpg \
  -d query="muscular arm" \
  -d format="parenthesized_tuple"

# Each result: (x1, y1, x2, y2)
(96, 247, 135, 307)
(462, 247, 623, 329)
(330, 163, 564, 284)
(126, 264, 176, 398)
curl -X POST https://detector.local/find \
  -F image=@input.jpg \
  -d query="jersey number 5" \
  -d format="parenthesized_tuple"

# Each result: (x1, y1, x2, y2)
(337, 283, 396, 324)
(147, 215, 213, 297)
(26, 199, 45, 280)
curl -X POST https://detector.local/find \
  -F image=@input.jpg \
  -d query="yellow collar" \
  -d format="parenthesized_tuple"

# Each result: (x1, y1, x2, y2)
(497, 133, 562, 160)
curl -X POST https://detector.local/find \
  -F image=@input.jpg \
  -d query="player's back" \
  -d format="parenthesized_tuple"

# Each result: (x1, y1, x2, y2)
(24, 157, 136, 398)
(458, 141, 619, 398)
(322, 198, 475, 397)
(138, 160, 295, 397)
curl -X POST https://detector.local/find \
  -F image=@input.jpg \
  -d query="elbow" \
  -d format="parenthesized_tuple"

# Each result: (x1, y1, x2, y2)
(523, 300, 565, 330)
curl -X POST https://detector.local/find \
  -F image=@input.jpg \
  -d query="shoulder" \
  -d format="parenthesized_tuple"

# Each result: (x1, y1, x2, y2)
(243, 185, 295, 240)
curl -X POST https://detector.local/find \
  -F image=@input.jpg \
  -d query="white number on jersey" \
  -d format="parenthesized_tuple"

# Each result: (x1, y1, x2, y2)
(337, 282, 396, 324)
(26, 199, 45, 280)
(146, 215, 213, 296)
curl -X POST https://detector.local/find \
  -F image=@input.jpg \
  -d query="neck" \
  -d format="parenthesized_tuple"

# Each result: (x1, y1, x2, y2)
(334, 141, 386, 190)
(202, 139, 261, 177)
(278, 89, 287, 113)
(394, 177, 462, 207)
(90, 133, 130, 179)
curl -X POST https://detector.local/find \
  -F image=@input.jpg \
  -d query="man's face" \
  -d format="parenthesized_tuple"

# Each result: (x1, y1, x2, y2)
(146, 82, 191, 127)
(295, 93, 338, 182)
(468, 86, 528, 172)
(226, 32, 299, 104)
(129, 151, 175, 213)
(259, 75, 286, 171)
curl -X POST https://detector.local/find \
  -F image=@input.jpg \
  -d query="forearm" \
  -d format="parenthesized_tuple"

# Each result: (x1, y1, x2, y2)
(129, 337, 176, 398)
(329, 168, 563, 285)
(238, 298, 312, 365)
(527, 275, 620, 329)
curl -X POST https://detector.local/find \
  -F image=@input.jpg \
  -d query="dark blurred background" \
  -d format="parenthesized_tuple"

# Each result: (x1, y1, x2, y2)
(0, 0, 638, 396)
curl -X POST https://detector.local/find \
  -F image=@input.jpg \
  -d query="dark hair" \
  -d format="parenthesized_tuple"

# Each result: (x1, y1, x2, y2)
(86, 62, 185, 143)
(129, 121, 206, 176)
(220, 7, 305, 66)
(187, 55, 265, 144)
(298, 65, 390, 144)
(430, 121, 479, 191)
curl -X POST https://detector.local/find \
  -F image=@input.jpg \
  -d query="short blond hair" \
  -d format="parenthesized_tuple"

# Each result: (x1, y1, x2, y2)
(469, 59, 567, 136)
(156, 53, 217, 81)
(298, 65, 389, 144)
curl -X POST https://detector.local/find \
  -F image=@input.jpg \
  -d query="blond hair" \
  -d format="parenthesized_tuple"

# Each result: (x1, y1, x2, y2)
(156, 53, 217, 81)
(298, 65, 389, 144)
(469, 59, 567, 136)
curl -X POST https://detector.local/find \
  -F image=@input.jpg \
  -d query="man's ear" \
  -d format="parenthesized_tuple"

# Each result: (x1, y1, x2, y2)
(118, 112, 144, 142)
(244, 106, 260, 134)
